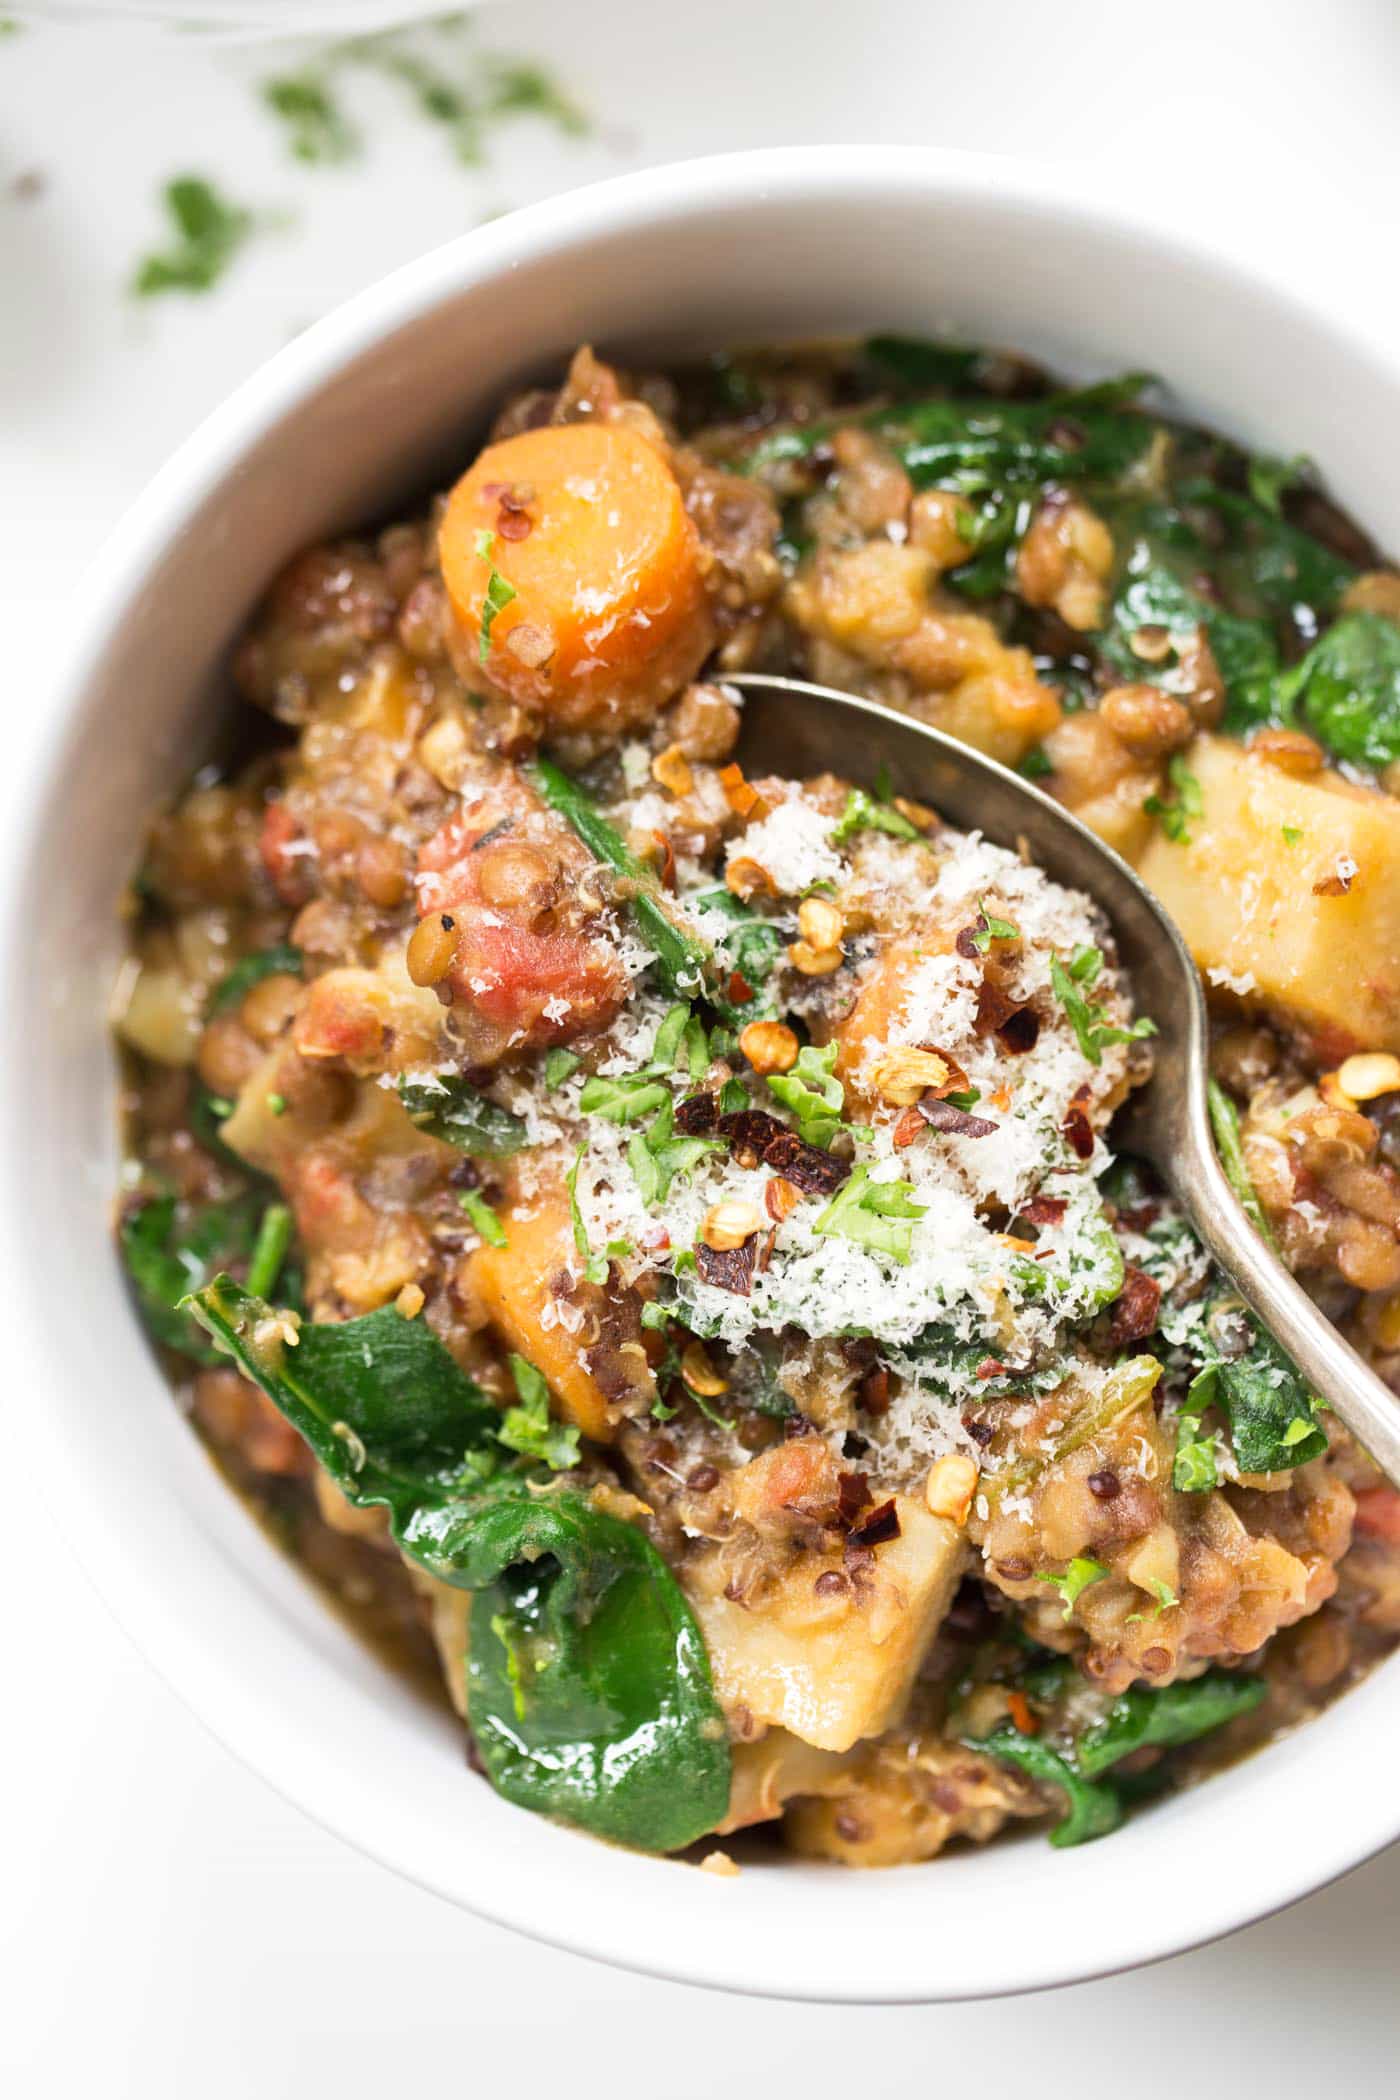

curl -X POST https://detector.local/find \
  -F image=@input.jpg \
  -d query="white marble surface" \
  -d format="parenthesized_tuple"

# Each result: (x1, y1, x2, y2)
(3, 2, 1399, 2087)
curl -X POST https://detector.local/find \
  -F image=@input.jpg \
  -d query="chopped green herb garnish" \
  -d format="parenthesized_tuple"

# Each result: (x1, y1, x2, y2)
(814, 1165, 927, 1266)
(262, 73, 357, 163)
(565, 1142, 590, 1259)
(473, 528, 518, 662)
(544, 1048, 582, 1090)
(628, 1095, 723, 1207)
(578, 1073, 672, 1124)
(246, 1203, 293, 1300)
(1281, 824, 1304, 846)
(132, 177, 255, 298)
(499, 1354, 581, 1471)
(830, 786, 920, 847)
(461, 1189, 508, 1247)
(1050, 948, 1157, 1066)
(1018, 745, 1054, 780)
(1143, 752, 1203, 844)
(766, 1041, 845, 1148)
(1036, 1555, 1110, 1621)
(969, 898, 1019, 952)
(1206, 1078, 1278, 1251)
(1247, 451, 1310, 518)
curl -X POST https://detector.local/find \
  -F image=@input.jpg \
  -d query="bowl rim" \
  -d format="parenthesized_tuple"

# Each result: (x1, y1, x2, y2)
(9, 143, 1400, 2003)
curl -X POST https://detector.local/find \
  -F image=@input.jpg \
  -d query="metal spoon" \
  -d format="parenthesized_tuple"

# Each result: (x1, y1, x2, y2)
(728, 670, 1400, 1482)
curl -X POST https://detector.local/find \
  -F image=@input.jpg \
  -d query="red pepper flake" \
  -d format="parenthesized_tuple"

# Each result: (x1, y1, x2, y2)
(694, 1238, 757, 1296)
(975, 1357, 1007, 1381)
(717, 1110, 850, 1196)
(893, 1106, 926, 1149)
(1019, 1195, 1067, 1227)
(997, 1006, 1041, 1055)
(858, 1365, 890, 1416)
(674, 1092, 718, 1135)
(652, 831, 677, 890)
(920, 1097, 999, 1139)
(837, 1470, 872, 1526)
(1062, 1102, 1094, 1160)
(1006, 1690, 1040, 1737)
(846, 1497, 901, 1551)
(755, 1225, 778, 1275)
(725, 970, 754, 1005)
(974, 978, 1019, 1036)
(1106, 1264, 1162, 1346)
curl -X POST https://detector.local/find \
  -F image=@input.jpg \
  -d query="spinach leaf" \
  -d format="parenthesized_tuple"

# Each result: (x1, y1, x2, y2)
(1191, 1319, 1327, 1474)
(1075, 1669, 1265, 1778)
(1283, 611, 1400, 771)
(397, 1074, 529, 1156)
(862, 335, 1010, 393)
(121, 1193, 269, 1365)
(740, 388, 1157, 496)
(960, 1724, 1123, 1847)
(208, 943, 303, 1016)
(184, 1277, 730, 1852)
(466, 1486, 729, 1850)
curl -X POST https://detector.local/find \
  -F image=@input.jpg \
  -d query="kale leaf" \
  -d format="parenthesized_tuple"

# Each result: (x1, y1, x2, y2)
(121, 1192, 271, 1365)
(1075, 1669, 1266, 1778)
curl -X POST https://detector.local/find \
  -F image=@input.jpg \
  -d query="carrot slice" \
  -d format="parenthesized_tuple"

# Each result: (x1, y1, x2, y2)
(439, 421, 714, 734)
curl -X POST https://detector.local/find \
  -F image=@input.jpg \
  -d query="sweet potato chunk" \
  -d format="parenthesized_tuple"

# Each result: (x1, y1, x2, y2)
(1137, 734, 1400, 1055)
(685, 1498, 966, 1752)
(467, 1184, 616, 1443)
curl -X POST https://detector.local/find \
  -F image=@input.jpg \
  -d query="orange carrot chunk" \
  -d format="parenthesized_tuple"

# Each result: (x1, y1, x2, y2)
(439, 420, 714, 736)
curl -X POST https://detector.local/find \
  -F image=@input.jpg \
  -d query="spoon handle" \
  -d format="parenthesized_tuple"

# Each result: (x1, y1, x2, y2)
(1171, 1095, 1400, 1484)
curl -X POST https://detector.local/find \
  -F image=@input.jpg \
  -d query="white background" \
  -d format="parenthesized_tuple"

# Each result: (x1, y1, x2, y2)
(3, 3, 1399, 2090)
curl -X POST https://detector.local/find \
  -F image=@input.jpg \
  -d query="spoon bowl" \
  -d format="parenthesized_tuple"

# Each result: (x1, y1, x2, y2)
(730, 670, 1400, 1482)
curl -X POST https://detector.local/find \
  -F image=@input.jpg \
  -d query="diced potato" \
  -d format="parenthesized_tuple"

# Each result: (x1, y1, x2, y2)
(716, 1731, 855, 1835)
(468, 1182, 616, 1442)
(1137, 734, 1400, 1055)
(685, 1498, 966, 1753)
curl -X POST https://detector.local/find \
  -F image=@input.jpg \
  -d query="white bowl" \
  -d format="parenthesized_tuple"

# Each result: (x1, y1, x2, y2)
(8, 146, 1399, 2003)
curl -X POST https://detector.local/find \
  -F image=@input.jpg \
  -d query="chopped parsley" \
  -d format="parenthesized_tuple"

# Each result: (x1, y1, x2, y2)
(766, 1040, 846, 1148)
(262, 73, 357, 163)
(473, 529, 518, 662)
(1281, 824, 1304, 846)
(830, 786, 921, 847)
(132, 177, 255, 298)
(969, 899, 1019, 952)
(1018, 745, 1054, 780)
(499, 1354, 580, 1471)
(1247, 450, 1310, 517)
(578, 1073, 671, 1124)
(1050, 945, 1157, 1066)
(814, 1165, 927, 1265)
(1143, 753, 1203, 844)
(460, 1189, 507, 1247)
(628, 1096, 723, 1207)
(544, 1048, 581, 1090)
(1036, 1555, 1109, 1621)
